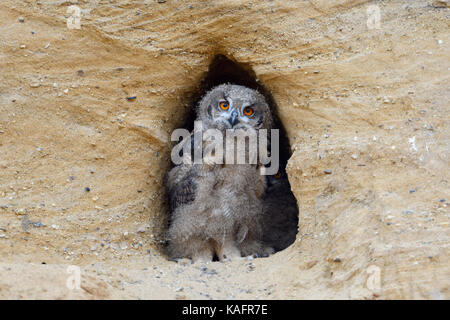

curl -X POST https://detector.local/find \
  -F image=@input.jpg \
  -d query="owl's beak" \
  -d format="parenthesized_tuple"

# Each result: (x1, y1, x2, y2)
(228, 110, 239, 127)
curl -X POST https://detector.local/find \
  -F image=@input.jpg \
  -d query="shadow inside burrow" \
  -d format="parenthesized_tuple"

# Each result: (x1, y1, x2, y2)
(166, 54, 299, 257)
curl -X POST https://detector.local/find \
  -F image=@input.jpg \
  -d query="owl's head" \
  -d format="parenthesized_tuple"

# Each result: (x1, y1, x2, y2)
(265, 168, 291, 195)
(196, 84, 273, 130)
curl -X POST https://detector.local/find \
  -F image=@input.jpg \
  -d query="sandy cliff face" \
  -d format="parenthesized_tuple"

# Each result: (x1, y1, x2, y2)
(0, 0, 448, 299)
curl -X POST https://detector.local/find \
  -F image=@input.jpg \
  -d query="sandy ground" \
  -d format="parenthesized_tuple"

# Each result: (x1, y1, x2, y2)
(0, 0, 449, 299)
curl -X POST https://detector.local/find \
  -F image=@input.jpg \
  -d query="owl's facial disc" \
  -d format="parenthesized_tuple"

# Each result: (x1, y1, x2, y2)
(213, 98, 262, 130)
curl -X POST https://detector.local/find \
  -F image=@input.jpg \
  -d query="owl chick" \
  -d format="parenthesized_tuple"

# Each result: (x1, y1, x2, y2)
(261, 170, 299, 252)
(166, 84, 273, 263)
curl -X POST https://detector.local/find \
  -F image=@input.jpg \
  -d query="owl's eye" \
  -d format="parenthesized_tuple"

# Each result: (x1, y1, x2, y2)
(274, 171, 282, 179)
(243, 106, 254, 116)
(219, 101, 229, 110)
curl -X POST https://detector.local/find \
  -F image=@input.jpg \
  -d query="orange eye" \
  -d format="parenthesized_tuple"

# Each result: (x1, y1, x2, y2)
(243, 106, 254, 116)
(219, 101, 229, 110)
(274, 171, 282, 179)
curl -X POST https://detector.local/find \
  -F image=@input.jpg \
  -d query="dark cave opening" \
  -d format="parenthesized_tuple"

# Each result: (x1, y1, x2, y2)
(170, 54, 298, 255)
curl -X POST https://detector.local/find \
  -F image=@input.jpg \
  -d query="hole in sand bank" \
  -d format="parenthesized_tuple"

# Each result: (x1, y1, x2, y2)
(165, 55, 298, 261)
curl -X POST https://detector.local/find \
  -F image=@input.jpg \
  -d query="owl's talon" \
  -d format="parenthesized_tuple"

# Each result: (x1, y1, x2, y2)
(220, 254, 244, 263)
(217, 242, 242, 262)
(192, 256, 212, 264)
(192, 249, 214, 264)
(176, 258, 193, 266)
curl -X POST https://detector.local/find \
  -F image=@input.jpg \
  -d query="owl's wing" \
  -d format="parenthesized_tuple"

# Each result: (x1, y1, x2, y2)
(167, 129, 207, 212)
(167, 164, 198, 212)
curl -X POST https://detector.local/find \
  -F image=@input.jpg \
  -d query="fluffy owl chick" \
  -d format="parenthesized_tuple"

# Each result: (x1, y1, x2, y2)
(166, 84, 273, 263)
(261, 170, 299, 252)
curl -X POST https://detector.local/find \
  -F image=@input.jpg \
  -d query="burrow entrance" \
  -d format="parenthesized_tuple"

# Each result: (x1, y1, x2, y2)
(166, 55, 298, 257)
